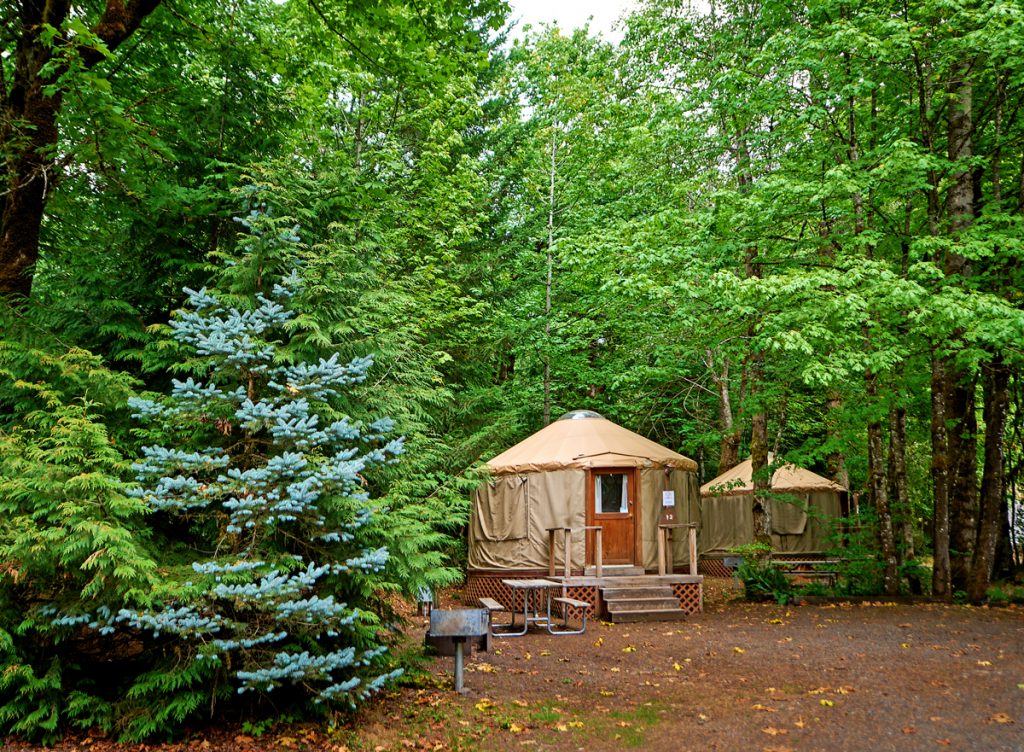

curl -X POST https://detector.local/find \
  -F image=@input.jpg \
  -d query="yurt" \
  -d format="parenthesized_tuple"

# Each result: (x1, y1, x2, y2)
(467, 410, 700, 577)
(698, 456, 847, 572)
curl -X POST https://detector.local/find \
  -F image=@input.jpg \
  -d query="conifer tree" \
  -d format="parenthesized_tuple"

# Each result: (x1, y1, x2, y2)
(124, 211, 405, 712)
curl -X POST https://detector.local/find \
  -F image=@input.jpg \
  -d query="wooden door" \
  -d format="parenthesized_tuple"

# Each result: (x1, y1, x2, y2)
(587, 468, 638, 566)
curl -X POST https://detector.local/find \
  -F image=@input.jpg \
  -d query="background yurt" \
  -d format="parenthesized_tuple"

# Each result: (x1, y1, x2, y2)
(698, 456, 849, 576)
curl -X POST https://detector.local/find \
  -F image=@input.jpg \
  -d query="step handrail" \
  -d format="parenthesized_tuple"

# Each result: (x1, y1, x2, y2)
(546, 525, 603, 580)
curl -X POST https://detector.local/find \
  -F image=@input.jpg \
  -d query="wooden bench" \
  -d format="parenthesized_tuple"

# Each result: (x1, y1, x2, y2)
(549, 596, 591, 635)
(478, 597, 507, 649)
(479, 597, 504, 613)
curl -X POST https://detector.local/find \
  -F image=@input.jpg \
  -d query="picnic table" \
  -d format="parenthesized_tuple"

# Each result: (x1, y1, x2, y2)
(493, 579, 590, 636)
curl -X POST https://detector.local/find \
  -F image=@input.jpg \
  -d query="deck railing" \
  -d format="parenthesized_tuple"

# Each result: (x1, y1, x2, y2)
(657, 523, 698, 576)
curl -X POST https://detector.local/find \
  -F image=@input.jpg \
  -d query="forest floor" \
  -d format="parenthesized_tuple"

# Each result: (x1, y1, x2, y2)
(5, 579, 1023, 752)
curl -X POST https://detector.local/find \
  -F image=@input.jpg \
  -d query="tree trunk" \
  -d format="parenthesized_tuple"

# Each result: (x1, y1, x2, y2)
(931, 355, 952, 598)
(542, 129, 556, 426)
(948, 376, 978, 590)
(0, 0, 163, 299)
(888, 404, 920, 592)
(707, 350, 741, 473)
(945, 59, 977, 592)
(867, 374, 898, 595)
(966, 359, 1010, 602)
(750, 390, 770, 546)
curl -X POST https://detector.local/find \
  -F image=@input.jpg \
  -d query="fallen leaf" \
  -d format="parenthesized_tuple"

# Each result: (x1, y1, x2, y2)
(235, 736, 254, 744)
(672, 662, 682, 671)
(539, 650, 551, 657)
(475, 662, 496, 673)
(794, 718, 806, 729)
(594, 637, 604, 647)
(819, 699, 835, 707)
(475, 698, 496, 712)
(762, 746, 794, 752)
(751, 704, 777, 712)
(623, 645, 636, 653)
(767, 618, 784, 624)
(568, 721, 584, 728)
(600, 690, 615, 697)
(617, 721, 632, 727)
(900, 643, 911, 648)
(554, 724, 568, 733)
(835, 686, 855, 694)
(734, 647, 746, 654)
(903, 727, 917, 735)
(935, 739, 951, 746)
(762, 727, 788, 736)
(989, 713, 1014, 724)
(977, 660, 992, 667)
(512, 699, 529, 707)
(508, 723, 525, 733)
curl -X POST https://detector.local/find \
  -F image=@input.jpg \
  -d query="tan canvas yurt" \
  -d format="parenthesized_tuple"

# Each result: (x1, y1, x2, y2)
(467, 410, 700, 577)
(699, 456, 847, 563)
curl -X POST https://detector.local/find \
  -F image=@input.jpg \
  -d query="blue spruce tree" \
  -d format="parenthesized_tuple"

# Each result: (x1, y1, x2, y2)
(125, 210, 405, 712)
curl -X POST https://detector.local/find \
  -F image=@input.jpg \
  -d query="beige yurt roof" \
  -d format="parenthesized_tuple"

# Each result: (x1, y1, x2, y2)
(487, 410, 698, 474)
(700, 455, 846, 496)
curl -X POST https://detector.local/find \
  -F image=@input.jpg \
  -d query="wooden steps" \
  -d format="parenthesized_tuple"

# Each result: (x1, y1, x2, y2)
(601, 583, 689, 623)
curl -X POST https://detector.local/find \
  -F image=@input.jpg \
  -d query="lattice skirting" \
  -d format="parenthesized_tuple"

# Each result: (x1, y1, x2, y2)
(698, 559, 734, 577)
(672, 582, 703, 614)
(464, 573, 597, 616)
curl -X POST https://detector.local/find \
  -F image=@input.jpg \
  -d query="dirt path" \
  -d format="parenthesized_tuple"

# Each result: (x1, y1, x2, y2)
(5, 582, 1023, 752)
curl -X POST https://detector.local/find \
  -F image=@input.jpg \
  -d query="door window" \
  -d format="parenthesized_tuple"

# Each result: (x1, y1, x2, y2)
(595, 472, 629, 514)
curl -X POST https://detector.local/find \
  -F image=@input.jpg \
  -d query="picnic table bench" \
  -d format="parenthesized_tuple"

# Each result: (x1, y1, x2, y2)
(773, 559, 840, 587)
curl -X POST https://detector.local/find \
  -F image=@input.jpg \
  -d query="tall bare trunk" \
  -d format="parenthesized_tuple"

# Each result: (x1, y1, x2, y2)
(948, 377, 978, 590)
(967, 359, 1009, 602)
(945, 59, 977, 592)
(867, 374, 898, 594)
(707, 350, 741, 473)
(931, 355, 952, 597)
(542, 129, 556, 425)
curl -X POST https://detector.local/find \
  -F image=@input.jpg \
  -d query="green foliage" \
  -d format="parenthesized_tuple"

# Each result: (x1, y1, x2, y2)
(0, 367, 160, 742)
(730, 543, 793, 604)
(985, 583, 1024, 606)
(828, 516, 885, 596)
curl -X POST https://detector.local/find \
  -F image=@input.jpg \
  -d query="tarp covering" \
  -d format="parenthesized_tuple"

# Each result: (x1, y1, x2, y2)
(473, 475, 529, 541)
(469, 411, 699, 572)
(771, 495, 808, 535)
(487, 412, 697, 474)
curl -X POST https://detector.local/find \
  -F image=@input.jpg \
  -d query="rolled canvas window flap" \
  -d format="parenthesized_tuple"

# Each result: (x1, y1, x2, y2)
(475, 475, 528, 541)
(770, 494, 808, 535)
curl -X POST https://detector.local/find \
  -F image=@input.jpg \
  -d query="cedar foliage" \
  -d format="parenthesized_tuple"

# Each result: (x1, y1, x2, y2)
(0, 205, 446, 741)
